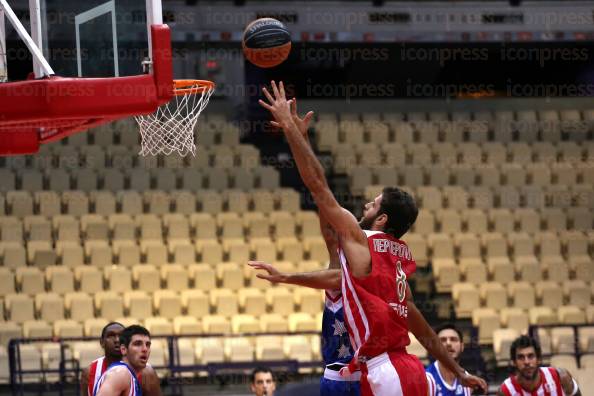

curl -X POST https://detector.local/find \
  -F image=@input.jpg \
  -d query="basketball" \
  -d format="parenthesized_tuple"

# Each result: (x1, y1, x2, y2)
(242, 18, 291, 68)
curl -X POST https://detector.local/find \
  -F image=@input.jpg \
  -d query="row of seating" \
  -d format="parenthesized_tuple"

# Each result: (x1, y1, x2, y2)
(0, 165, 281, 193)
(1, 188, 302, 217)
(345, 163, 591, 194)
(2, 287, 324, 325)
(0, 210, 319, 242)
(0, 235, 329, 267)
(0, 313, 323, 346)
(472, 306, 594, 344)
(330, 142, 593, 170)
(453, 281, 592, 318)
(364, 184, 593, 210)
(412, 208, 593, 233)
(0, 260, 326, 294)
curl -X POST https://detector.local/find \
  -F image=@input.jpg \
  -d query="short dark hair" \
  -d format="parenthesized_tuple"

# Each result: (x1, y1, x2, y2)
(435, 323, 464, 342)
(100, 322, 124, 340)
(379, 187, 418, 239)
(119, 325, 150, 348)
(510, 335, 541, 361)
(251, 366, 273, 383)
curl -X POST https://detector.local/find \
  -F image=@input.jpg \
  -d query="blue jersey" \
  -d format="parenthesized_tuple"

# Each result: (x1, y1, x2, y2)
(93, 361, 141, 396)
(425, 361, 471, 396)
(321, 290, 354, 365)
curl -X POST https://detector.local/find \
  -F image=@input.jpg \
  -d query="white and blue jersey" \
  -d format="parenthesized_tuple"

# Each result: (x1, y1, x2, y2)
(320, 290, 360, 396)
(425, 361, 471, 396)
(92, 361, 141, 396)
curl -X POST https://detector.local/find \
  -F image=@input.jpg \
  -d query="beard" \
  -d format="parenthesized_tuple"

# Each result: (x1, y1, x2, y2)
(519, 367, 538, 381)
(359, 214, 378, 230)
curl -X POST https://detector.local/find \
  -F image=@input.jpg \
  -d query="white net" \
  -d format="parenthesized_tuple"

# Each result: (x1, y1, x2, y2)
(135, 81, 214, 156)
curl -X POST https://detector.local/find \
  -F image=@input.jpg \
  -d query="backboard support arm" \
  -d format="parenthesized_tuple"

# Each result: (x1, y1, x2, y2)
(145, 0, 163, 73)
(0, 0, 53, 77)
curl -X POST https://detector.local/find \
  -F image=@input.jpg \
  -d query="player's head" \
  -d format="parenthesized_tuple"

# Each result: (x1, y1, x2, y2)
(510, 335, 541, 381)
(435, 323, 464, 361)
(359, 187, 418, 239)
(100, 322, 125, 359)
(250, 366, 276, 396)
(119, 325, 151, 372)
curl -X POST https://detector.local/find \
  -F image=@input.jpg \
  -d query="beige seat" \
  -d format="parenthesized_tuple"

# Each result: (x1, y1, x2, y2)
(132, 265, 160, 292)
(154, 290, 182, 319)
(558, 306, 586, 325)
(124, 291, 153, 318)
(427, 233, 454, 259)
(195, 240, 223, 265)
(508, 282, 535, 309)
(231, 314, 260, 334)
(256, 335, 285, 361)
(529, 307, 557, 326)
(238, 288, 266, 316)
(26, 240, 56, 268)
(578, 327, 594, 353)
(35, 293, 64, 323)
(452, 283, 480, 319)
(56, 241, 84, 268)
(84, 240, 113, 267)
(536, 281, 563, 309)
(480, 282, 508, 309)
(168, 240, 195, 264)
(493, 328, 520, 366)
(260, 314, 289, 332)
(464, 209, 488, 233)
(64, 292, 94, 321)
(433, 258, 459, 293)
(94, 291, 123, 320)
(514, 255, 541, 283)
(54, 319, 83, 337)
(500, 308, 528, 335)
(251, 239, 276, 263)
(211, 289, 238, 317)
(161, 264, 188, 291)
(75, 266, 103, 293)
(23, 216, 51, 242)
(16, 267, 45, 294)
(267, 288, 294, 314)
(514, 208, 540, 233)
(289, 313, 317, 332)
(487, 257, 514, 284)
(456, 234, 480, 259)
(104, 266, 132, 293)
(294, 289, 323, 315)
(550, 355, 578, 373)
(460, 258, 487, 284)
(0, 322, 22, 348)
(23, 320, 52, 338)
(551, 327, 576, 354)
(564, 280, 590, 308)
(188, 264, 216, 291)
(472, 308, 500, 344)
(173, 316, 201, 335)
(181, 289, 209, 318)
(202, 315, 231, 334)
(217, 262, 243, 290)
(145, 317, 173, 336)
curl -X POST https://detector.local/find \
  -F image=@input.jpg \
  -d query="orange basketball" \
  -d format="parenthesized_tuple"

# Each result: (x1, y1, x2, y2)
(242, 18, 291, 68)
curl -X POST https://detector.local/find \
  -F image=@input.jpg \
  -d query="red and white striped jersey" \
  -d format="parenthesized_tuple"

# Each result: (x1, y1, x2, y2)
(500, 367, 564, 396)
(339, 230, 416, 361)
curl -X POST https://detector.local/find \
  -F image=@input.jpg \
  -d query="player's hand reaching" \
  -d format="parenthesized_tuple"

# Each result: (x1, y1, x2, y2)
(459, 373, 488, 394)
(259, 81, 294, 129)
(270, 97, 314, 140)
(247, 261, 287, 284)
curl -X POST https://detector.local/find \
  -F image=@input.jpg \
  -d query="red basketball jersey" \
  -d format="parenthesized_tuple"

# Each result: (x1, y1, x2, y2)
(500, 367, 564, 396)
(339, 230, 416, 361)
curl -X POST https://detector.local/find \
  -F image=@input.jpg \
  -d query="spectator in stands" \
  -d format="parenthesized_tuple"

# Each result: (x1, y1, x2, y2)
(255, 81, 487, 395)
(498, 335, 580, 395)
(250, 366, 276, 396)
(94, 325, 153, 396)
(425, 323, 473, 395)
(81, 322, 161, 396)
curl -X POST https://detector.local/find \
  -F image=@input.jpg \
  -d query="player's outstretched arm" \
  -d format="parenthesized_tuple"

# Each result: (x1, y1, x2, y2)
(259, 81, 370, 277)
(273, 97, 340, 272)
(557, 368, 581, 396)
(141, 366, 162, 396)
(405, 286, 488, 394)
(248, 261, 341, 290)
(96, 367, 129, 396)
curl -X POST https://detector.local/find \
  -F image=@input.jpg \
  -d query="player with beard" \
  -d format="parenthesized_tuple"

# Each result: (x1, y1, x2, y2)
(255, 81, 487, 395)
(81, 322, 161, 396)
(93, 325, 152, 396)
(498, 335, 581, 396)
(425, 324, 472, 396)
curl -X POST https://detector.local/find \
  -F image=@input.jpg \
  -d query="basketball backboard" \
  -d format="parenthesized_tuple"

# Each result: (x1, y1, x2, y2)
(40, 0, 159, 78)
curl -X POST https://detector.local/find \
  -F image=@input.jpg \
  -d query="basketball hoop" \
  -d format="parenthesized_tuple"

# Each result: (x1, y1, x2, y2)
(135, 79, 215, 157)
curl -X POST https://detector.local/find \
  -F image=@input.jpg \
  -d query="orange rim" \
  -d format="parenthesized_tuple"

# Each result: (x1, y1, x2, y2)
(173, 79, 215, 96)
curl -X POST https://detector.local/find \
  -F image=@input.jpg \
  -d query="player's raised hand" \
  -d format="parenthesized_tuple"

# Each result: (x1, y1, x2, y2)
(459, 373, 488, 394)
(270, 98, 314, 139)
(247, 261, 287, 284)
(259, 81, 293, 128)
